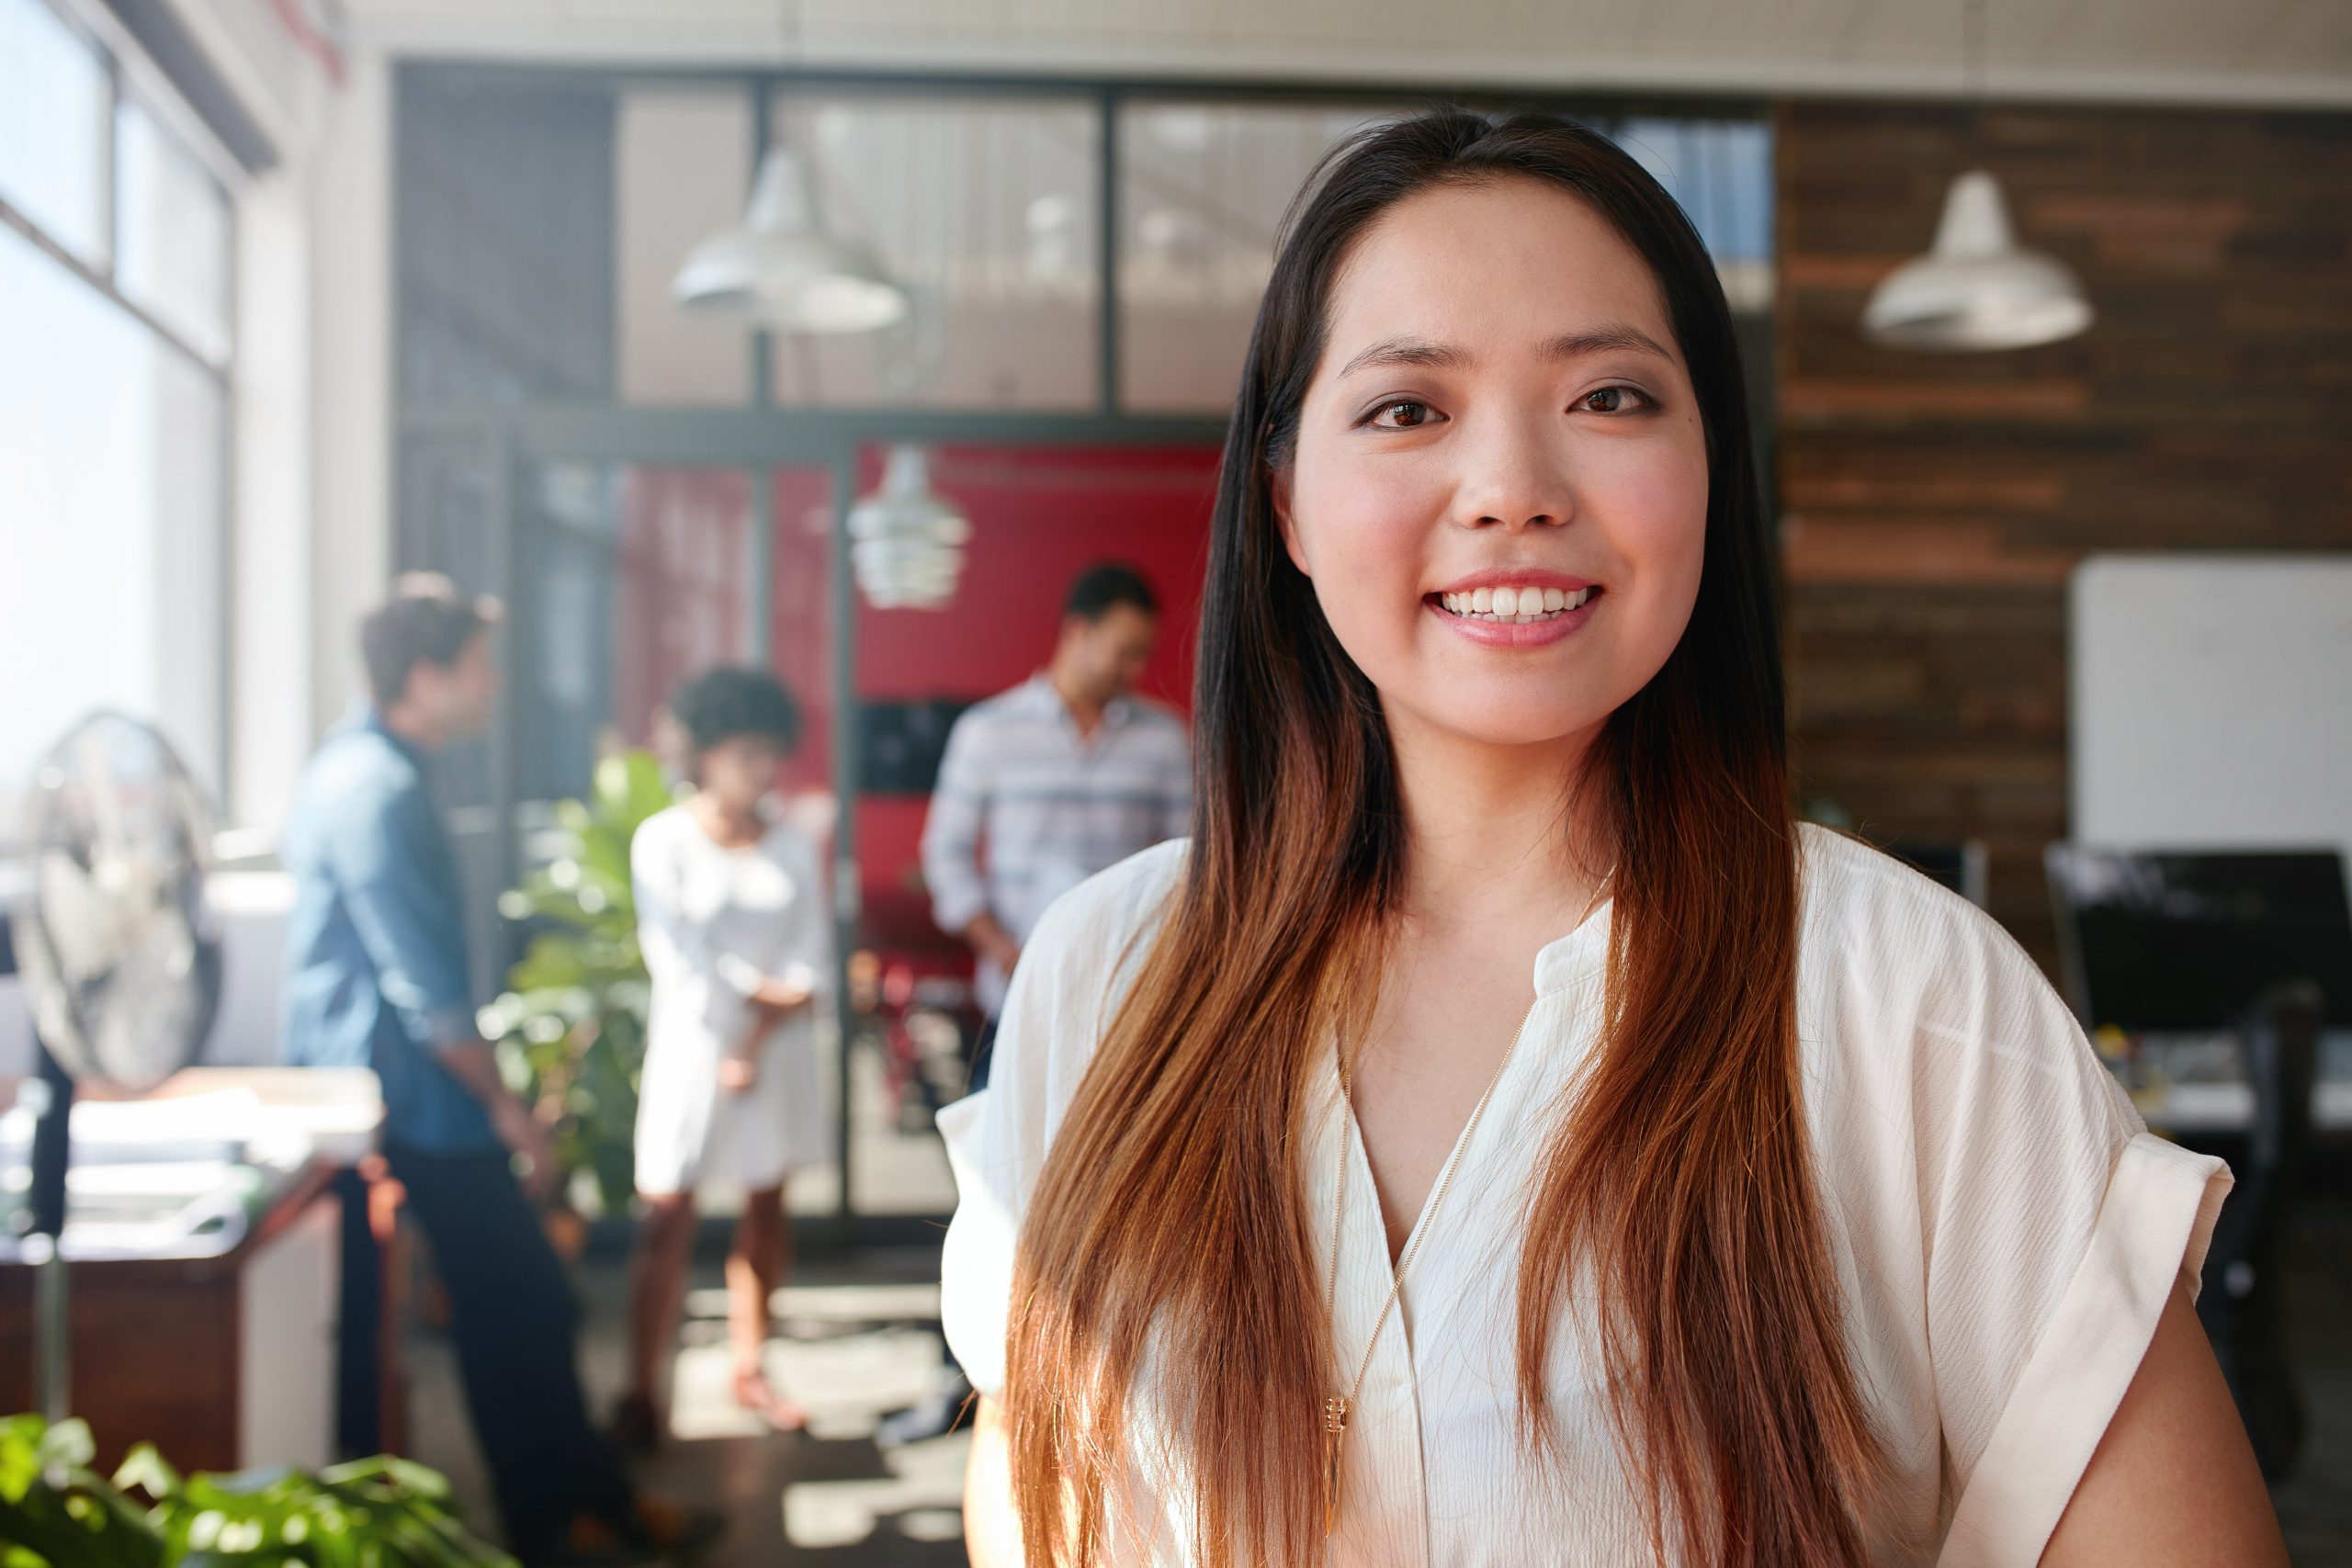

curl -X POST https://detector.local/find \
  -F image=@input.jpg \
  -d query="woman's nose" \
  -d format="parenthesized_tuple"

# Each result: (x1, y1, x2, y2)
(1448, 412, 1576, 532)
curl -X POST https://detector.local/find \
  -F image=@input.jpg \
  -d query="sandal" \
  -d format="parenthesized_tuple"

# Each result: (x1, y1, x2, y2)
(729, 1367, 807, 1433)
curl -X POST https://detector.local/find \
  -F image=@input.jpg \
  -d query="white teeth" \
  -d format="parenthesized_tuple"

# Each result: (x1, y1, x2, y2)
(1436, 584, 1597, 622)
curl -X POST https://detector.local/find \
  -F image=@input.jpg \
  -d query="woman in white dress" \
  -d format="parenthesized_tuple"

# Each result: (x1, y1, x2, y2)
(939, 111, 2287, 1565)
(617, 667, 832, 1444)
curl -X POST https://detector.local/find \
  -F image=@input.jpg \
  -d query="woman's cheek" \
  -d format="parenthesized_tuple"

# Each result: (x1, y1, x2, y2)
(1299, 478, 1428, 639)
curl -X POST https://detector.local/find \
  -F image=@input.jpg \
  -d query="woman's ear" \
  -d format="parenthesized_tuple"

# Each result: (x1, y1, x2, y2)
(1271, 465, 1310, 577)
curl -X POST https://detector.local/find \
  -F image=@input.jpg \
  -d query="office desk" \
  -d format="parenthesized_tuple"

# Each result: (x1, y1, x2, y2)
(0, 1068, 383, 1474)
(2109, 1032, 2352, 1137)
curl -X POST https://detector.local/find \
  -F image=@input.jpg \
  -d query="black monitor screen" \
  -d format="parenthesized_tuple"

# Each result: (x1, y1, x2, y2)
(2046, 846, 2352, 1032)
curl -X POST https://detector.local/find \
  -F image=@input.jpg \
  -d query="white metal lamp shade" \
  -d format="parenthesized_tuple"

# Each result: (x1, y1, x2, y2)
(1862, 170, 2093, 352)
(673, 146, 910, 333)
(848, 446, 971, 610)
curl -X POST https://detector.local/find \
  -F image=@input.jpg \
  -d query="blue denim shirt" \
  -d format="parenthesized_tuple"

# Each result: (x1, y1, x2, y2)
(279, 709, 500, 1153)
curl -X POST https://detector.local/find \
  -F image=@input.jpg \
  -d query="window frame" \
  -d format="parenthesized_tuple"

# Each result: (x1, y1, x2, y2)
(0, 0, 241, 808)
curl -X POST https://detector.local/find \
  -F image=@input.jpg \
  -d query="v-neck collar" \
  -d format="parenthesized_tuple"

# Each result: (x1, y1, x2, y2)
(1532, 896, 1614, 995)
(1325, 892, 1614, 1286)
(1307, 896, 1615, 1561)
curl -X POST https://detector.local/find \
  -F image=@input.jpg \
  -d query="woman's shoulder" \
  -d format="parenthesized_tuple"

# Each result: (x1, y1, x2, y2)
(1792, 820, 2042, 1004)
(1790, 820, 2135, 1158)
(1790, 820, 2120, 1122)
(989, 840, 1188, 1077)
(1024, 839, 1190, 979)
(630, 801, 694, 857)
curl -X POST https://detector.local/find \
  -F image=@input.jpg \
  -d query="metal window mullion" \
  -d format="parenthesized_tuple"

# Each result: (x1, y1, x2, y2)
(1096, 85, 1119, 416)
(827, 443, 861, 1223)
(96, 38, 119, 276)
(752, 76, 776, 408)
(486, 426, 524, 987)
(214, 186, 241, 819)
(745, 468, 773, 665)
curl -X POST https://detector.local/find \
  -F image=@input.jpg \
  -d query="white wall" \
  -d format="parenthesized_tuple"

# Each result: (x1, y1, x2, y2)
(229, 169, 316, 834)
(301, 49, 395, 750)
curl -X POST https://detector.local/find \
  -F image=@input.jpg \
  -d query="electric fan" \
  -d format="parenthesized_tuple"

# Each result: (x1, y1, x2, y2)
(5, 711, 222, 1418)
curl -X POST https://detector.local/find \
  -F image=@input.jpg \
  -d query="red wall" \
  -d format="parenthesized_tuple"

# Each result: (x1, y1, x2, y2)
(848, 444, 1218, 713)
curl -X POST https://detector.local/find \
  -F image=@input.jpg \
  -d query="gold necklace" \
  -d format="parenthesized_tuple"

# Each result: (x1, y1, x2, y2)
(1319, 863, 1616, 1537)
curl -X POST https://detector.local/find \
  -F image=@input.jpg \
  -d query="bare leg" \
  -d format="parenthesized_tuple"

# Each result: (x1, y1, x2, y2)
(624, 1190, 699, 1438)
(728, 1184, 803, 1430)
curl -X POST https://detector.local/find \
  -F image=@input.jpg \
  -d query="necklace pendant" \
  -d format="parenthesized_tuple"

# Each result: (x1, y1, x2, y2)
(1322, 1394, 1350, 1535)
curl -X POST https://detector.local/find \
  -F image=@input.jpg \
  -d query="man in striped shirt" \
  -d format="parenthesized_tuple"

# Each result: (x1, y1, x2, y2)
(921, 561, 1192, 1089)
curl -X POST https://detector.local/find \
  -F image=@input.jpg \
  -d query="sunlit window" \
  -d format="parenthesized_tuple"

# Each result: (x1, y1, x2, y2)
(117, 97, 234, 366)
(0, 0, 233, 840)
(0, 0, 108, 262)
(0, 224, 227, 810)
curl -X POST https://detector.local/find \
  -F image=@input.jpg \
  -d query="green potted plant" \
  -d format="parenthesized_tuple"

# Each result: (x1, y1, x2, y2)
(480, 750, 674, 1225)
(0, 1414, 511, 1568)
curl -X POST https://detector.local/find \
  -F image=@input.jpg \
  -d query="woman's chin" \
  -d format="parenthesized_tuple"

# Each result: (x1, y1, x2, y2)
(1387, 699, 1610, 756)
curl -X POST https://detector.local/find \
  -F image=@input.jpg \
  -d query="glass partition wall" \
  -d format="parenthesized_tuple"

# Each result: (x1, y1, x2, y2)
(393, 63, 1775, 1239)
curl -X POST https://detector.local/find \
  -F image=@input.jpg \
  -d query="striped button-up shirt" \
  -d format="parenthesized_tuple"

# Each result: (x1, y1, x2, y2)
(921, 673, 1191, 1015)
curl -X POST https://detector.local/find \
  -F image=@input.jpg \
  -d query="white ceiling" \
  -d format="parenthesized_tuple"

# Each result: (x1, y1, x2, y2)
(337, 0, 2352, 107)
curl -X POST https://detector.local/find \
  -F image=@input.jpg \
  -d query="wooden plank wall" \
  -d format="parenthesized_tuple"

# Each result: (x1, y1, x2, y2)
(1773, 100, 2352, 969)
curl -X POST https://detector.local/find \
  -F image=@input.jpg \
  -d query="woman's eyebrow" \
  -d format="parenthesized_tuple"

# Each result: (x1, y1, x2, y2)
(1336, 324, 1675, 379)
(1337, 336, 1466, 378)
(1544, 325, 1676, 363)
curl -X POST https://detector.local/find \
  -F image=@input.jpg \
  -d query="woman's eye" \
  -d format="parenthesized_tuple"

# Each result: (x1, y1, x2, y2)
(1577, 386, 1651, 414)
(1366, 400, 1433, 429)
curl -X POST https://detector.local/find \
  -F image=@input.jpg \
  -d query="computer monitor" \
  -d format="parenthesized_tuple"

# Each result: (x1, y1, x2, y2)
(2046, 846, 2352, 1032)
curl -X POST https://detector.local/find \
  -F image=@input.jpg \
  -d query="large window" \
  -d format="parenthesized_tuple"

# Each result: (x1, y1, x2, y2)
(0, 0, 234, 836)
(401, 68, 1777, 420)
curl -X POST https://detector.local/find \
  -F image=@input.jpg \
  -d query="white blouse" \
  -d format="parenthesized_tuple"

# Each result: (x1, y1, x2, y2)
(938, 824, 2231, 1567)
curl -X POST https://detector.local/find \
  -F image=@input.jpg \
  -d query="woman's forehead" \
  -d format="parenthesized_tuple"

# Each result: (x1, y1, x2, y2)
(1321, 178, 1676, 367)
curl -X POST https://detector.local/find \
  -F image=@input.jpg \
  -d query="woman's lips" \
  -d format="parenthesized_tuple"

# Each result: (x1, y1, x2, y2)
(1425, 585, 1602, 647)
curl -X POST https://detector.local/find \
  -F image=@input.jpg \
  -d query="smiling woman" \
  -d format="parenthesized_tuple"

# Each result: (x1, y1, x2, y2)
(938, 109, 2285, 1568)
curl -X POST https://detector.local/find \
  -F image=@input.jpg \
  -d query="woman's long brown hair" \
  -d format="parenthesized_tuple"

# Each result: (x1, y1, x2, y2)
(1001, 110, 1883, 1566)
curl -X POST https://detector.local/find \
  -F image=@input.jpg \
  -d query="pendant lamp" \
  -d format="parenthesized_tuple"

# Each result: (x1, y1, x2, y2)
(1861, 0, 2092, 352)
(1861, 169, 2093, 351)
(673, 143, 909, 334)
(848, 446, 971, 610)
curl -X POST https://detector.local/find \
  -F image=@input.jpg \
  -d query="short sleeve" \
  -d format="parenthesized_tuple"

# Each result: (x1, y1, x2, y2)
(936, 839, 1189, 1400)
(1871, 870, 2233, 1567)
(936, 961, 1057, 1398)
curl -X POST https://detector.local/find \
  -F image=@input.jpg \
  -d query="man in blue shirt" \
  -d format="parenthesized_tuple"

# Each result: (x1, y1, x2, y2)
(283, 575, 707, 1566)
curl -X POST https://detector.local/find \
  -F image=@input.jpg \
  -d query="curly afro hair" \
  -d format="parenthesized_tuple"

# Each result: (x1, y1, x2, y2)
(666, 666, 802, 757)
